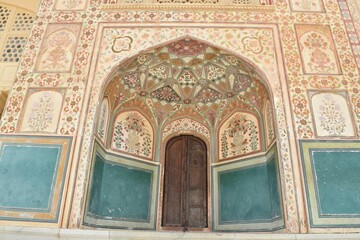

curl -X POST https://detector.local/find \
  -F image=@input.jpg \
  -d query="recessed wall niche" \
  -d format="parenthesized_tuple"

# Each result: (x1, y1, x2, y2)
(85, 38, 283, 231)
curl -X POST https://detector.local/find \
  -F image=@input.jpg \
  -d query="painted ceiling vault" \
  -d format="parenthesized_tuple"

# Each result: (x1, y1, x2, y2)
(104, 38, 270, 129)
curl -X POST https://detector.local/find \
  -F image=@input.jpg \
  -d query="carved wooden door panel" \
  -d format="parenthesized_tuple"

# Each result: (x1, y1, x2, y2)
(162, 135, 207, 229)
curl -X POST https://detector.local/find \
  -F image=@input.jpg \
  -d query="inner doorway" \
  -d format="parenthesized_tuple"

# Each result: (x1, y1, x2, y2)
(162, 135, 208, 230)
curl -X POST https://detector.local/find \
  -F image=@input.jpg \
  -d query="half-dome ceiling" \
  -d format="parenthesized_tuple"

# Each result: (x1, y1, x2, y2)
(104, 38, 269, 127)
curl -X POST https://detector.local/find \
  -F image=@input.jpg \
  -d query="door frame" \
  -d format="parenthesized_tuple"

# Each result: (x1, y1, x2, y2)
(158, 133, 212, 232)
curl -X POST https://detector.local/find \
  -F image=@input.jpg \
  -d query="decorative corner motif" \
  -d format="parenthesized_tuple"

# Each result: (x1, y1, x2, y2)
(242, 36, 263, 54)
(112, 36, 133, 53)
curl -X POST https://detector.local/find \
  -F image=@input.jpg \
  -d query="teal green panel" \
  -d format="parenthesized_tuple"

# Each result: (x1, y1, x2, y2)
(266, 156, 282, 219)
(0, 144, 60, 210)
(312, 150, 360, 215)
(88, 153, 104, 215)
(219, 164, 272, 223)
(88, 154, 152, 222)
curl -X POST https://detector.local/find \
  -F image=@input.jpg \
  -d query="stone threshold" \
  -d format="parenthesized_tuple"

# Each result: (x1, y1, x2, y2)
(0, 227, 360, 240)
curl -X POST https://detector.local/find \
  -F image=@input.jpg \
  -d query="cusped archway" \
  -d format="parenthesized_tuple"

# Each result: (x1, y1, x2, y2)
(84, 38, 283, 232)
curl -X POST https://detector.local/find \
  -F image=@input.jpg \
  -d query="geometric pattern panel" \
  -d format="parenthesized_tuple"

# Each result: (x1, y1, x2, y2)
(11, 12, 34, 31)
(111, 110, 154, 160)
(212, 145, 284, 231)
(218, 111, 261, 161)
(104, 38, 270, 132)
(0, 5, 10, 31)
(300, 140, 360, 227)
(309, 91, 356, 138)
(296, 24, 341, 75)
(0, 135, 72, 224)
(84, 142, 158, 229)
(0, 36, 27, 63)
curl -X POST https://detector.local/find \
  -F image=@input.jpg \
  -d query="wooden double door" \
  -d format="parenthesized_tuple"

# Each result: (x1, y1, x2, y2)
(162, 135, 208, 230)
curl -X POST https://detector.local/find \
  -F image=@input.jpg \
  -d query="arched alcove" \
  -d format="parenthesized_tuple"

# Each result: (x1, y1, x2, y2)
(83, 38, 284, 231)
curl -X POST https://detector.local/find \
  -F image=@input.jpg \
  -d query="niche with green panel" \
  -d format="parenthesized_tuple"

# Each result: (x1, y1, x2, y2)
(88, 153, 152, 221)
(219, 157, 281, 223)
(0, 144, 60, 210)
(213, 145, 284, 231)
(84, 142, 158, 229)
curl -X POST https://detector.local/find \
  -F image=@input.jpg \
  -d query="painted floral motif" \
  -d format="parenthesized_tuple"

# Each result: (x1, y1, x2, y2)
(55, 0, 87, 10)
(233, 74, 252, 92)
(123, 72, 141, 89)
(318, 96, 345, 135)
(38, 30, 76, 71)
(219, 112, 260, 160)
(207, 65, 226, 82)
(177, 69, 197, 86)
(112, 36, 133, 53)
(149, 65, 167, 79)
(20, 90, 63, 133)
(162, 118, 210, 140)
(311, 92, 355, 137)
(112, 111, 153, 159)
(27, 95, 54, 131)
(297, 26, 341, 74)
(194, 87, 222, 103)
(290, 0, 323, 12)
(242, 36, 263, 54)
(97, 98, 109, 142)
(265, 100, 275, 146)
(36, 24, 81, 72)
(151, 86, 181, 102)
(138, 54, 151, 64)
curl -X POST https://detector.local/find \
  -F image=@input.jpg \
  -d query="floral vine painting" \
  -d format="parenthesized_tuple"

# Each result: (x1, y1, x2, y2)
(97, 98, 109, 143)
(111, 110, 154, 160)
(20, 90, 64, 133)
(219, 112, 260, 160)
(296, 25, 341, 75)
(310, 92, 355, 137)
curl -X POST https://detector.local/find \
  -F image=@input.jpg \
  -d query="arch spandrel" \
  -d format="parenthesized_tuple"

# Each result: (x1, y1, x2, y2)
(97, 30, 278, 92)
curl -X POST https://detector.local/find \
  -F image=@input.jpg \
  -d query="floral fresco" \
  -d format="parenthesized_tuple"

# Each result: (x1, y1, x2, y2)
(310, 91, 356, 137)
(36, 24, 81, 72)
(54, 0, 87, 10)
(265, 99, 275, 146)
(111, 110, 154, 160)
(296, 25, 341, 75)
(219, 112, 261, 160)
(19, 89, 64, 133)
(162, 118, 210, 140)
(290, 0, 324, 12)
(97, 98, 109, 143)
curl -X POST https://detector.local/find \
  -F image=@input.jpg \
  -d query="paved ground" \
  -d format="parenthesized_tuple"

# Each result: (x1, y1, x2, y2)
(0, 227, 360, 240)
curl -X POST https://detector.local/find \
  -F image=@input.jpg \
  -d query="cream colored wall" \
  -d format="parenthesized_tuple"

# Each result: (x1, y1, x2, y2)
(0, 1, 38, 115)
(0, 1, 38, 93)
(0, 0, 39, 14)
